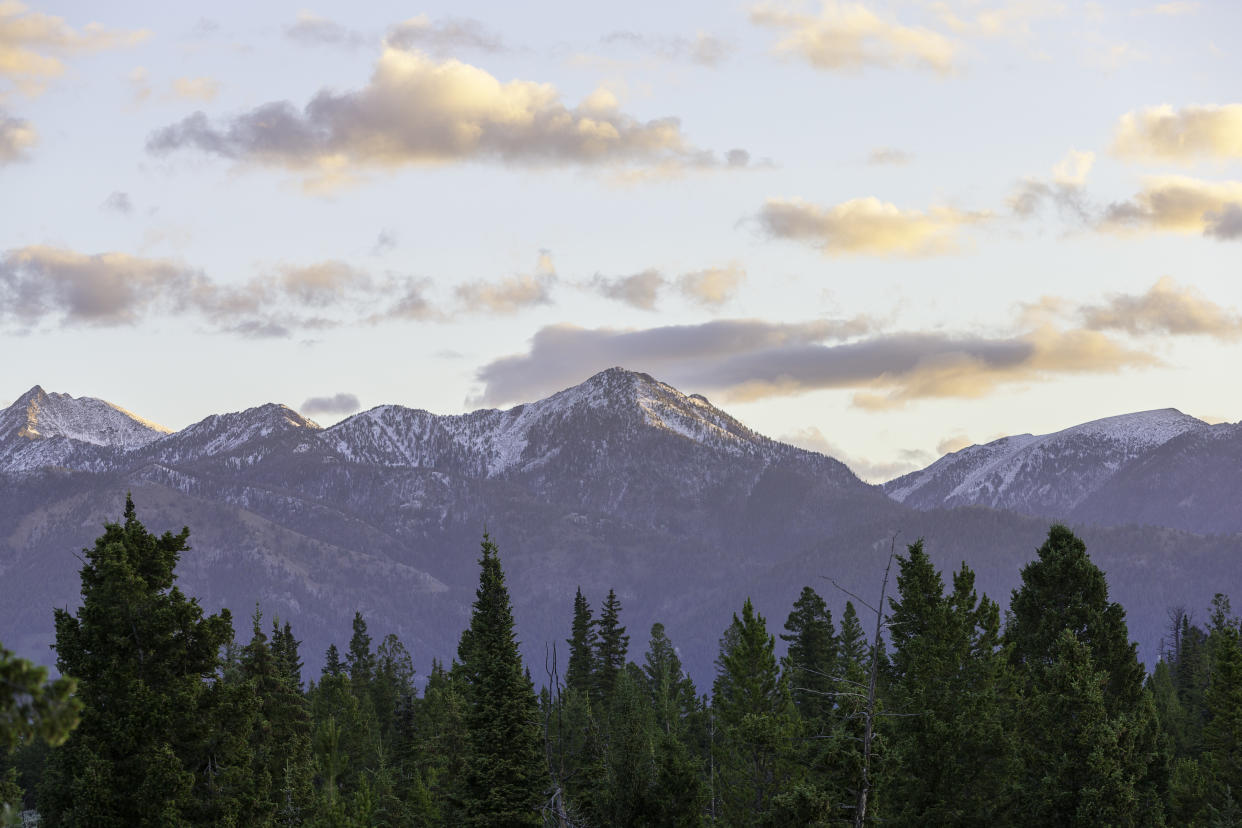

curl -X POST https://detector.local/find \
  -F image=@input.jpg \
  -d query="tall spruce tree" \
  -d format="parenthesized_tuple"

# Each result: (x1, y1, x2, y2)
(780, 586, 837, 725)
(885, 542, 1015, 826)
(457, 535, 545, 826)
(595, 588, 630, 709)
(712, 598, 799, 825)
(566, 587, 598, 697)
(1005, 525, 1165, 826)
(39, 495, 240, 827)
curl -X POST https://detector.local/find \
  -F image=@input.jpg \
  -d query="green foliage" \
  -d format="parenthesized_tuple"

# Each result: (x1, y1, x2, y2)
(594, 588, 630, 710)
(39, 495, 241, 827)
(457, 535, 545, 826)
(565, 587, 597, 697)
(0, 644, 79, 754)
(780, 586, 836, 725)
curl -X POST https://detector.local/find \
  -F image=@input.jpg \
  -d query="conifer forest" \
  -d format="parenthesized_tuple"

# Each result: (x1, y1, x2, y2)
(3, 497, 1242, 826)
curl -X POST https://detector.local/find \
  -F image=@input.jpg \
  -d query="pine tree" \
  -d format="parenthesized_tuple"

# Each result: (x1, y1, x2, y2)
(642, 623, 697, 738)
(1202, 623, 1242, 816)
(885, 542, 1015, 825)
(712, 598, 799, 824)
(457, 535, 545, 826)
(346, 612, 376, 693)
(1005, 525, 1165, 826)
(566, 587, 598, 697)
(595, 588, 630, 709)
(39, 495, 240, 827)
(0, 642, 78, 752)
(780, 586, 837, 725)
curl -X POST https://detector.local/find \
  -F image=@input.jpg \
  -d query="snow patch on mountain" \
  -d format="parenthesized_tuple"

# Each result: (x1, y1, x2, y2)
(1, 386, 169, 449)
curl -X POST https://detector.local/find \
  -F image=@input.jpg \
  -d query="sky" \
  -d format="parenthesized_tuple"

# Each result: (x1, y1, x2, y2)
(1, 0, 1240, 482)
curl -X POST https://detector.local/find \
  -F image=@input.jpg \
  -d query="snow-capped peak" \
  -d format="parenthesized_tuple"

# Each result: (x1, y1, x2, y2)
(1, 385, 170, 449)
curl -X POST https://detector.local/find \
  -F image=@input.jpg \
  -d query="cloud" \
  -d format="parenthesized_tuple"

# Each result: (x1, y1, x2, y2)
(385, 16, 506, 56)
(455, 250, 557, 315)
(172, 76, 220, 102)
(0, 2, 149, 98)
(929, 1, 1065, 39)
(1101, 175, 1242, 238)
(147, 48, 747, 187)
(867, 146, 912, 166)
(1080, 276, 1242, 340)
(1008, 148, 1094, 221)
(472, 317, 1153, 409)
(1112, 104, 1242, 163)
(300, 392, 361, 416)
(0, 107, 35, 162)
(751, 1, 957, 75)
(782, 424, 932, 482)
(600, 31, 737, 66)
(0, 246, 198, 326)
(677, 264, 745, 306)
(284, 12, 368, 50)
(0, 245, 442, 333)
(758, 196, 988, 256)
(590, 269, 665, 310)
(1147, 2, 1200, 15)
(372, 228, 397, 254)
(101, 191, 133, 214)
(936, 434, 973, 454)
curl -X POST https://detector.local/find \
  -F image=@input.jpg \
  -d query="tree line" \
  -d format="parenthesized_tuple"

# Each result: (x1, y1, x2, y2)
(2, 497, 1242, 825)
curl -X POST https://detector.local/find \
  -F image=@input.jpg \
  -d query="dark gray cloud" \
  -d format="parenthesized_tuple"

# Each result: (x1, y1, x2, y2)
(386, 16, 506, 55)
(1205, 203, 1242, 240)
(301, 392, 361, 416)
(0, 109, 36, 163)
(285, 12, 368, 49)
(146, 49, 750, 182)
(472, 317, 1153, 409)
(101, 191, 133, 214)
(600, 31, 736, 66)
(589, 269, 666, 310)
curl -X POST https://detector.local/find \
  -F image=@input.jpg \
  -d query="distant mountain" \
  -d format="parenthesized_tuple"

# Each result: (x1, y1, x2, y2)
(884, 409, 1210, 518)
(0, 385, 169, 472)
(1, 372, 1238, 685)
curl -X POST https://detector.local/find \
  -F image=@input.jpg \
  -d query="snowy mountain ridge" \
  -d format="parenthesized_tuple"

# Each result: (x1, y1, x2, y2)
(884, 408, 1210, 516)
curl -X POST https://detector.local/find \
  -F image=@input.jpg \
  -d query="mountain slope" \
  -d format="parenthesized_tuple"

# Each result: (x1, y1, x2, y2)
(884, 409, 1209, 518)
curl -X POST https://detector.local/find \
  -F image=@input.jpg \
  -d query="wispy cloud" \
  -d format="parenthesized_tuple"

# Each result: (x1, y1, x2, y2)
(758, 196, 989, 256)
(867, 146, 912, 166)
(0, 107, 35, 162)
(589, 269, 665, 310)
(600, 31, 736, 66)
(455, 251, 557, 315)
(751, 1, 957, 75)
(101, 191, 133, 215)
(147, 48, 751, 190)
(1112, 104, 1242, 163)
(677, 264, 745, 306)
(782, 424, 933, 482)
(0, 2, 149, 98)
(1008, 148, 1094, 221)
(385, 16, 507, 56)
(284, 11, 369, 50)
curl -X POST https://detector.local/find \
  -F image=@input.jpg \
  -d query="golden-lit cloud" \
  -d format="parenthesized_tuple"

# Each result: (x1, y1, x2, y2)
(929, 1, 1064, 38)
(758, 196, 989, 257)
(1080, 276, 1242, 339)
(1112, 104, 1242, 163)
(0, 2, 149, 98)
(0, 106, 34, 161)
(751, 1, 957, 75)
(589, 270, 665, 311)
(678, 264, 745, 306)
(472, 316, 1152, 410)
(171, 76, 220, 102)
(1101, 175, 1242, 238)
(455, 251, 557, 315)
(148, 48, 750, 187)
(781, 424, 933, 482)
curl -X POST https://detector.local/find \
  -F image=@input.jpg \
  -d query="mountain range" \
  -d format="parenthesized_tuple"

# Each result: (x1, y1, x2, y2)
(2, 370, 1239, 684)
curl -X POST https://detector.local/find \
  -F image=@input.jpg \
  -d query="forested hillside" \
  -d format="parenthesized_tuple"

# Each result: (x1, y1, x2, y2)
(4, 502, 1241, 825)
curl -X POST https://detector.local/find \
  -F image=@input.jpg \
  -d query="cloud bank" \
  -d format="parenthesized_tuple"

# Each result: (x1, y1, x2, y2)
(147, 48, 749, 187)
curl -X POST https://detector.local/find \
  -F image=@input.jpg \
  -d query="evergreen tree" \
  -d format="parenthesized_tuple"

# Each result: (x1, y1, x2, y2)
(39, 495, 240, 827)
(346, 612, 376, 693)
(323, 644, 344, 678)
(0, 642, 78, 752)
(1005, 525, 1165, 826)
(457, 535, 545, 826)
(712, 598, 799, 825)
(566, 587, 598, 697)
(885, 543, 1015, 826)
(1202, 623, 1242, 817)
(642, 623, 697, 738)
(595, 588, 630, 709)
(780, 586, 837, 725)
